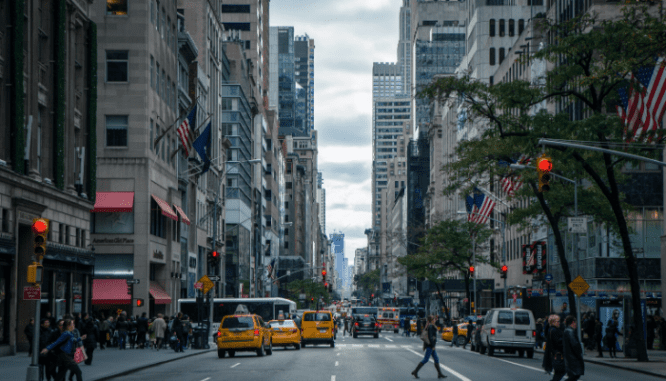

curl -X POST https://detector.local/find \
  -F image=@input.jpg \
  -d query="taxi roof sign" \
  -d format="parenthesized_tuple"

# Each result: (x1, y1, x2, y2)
(234, 304, 250, 314)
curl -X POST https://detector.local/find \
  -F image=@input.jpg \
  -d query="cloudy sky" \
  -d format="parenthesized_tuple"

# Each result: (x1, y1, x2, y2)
(271, 0, 402, 265)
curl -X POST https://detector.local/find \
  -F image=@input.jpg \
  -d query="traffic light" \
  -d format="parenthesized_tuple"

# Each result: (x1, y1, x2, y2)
(32, 218, 49, 260)
(208, 251, 220, 266)
(322, 269, 326, 283)
(501, 265, 508, 278)
(27, 262, 43, 283)
(469, 266, 475, 275)
(135, 298, 144, 307)
(537, 155, 553, 192)
(127, 282, 133, 295)
(371, 293, 374, 298)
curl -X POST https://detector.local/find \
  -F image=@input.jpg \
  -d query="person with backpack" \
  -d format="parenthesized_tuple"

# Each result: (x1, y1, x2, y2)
(41, 319, 86, 381)
(604, 319, 620, 358)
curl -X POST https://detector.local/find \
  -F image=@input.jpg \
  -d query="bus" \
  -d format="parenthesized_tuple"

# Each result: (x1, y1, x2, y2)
(177, 297, 297, 332)
(351, 306, 377, 318)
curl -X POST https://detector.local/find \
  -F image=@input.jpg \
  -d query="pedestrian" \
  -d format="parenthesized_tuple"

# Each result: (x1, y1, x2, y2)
(81, 314, 98, 365)
(182, 315, 192, 349)
(45, 320, 65, 381)
(416, 317, 423, 338)
(38, 318, 52, 381)
(535, 318, 544, 349)
(604, 319, 619, 358)
(343, 316, 349, 337)
(153, 314, 167, 351)
(115, 316, 129, 350)
(542, 314, 566, 381)
(647, 315, 656, 350)
(128, 316, 137, 349)
(411, 315, 446, 379)
(450, 321, 459, 347)
(172, 312, 185, 352)
(558, 303, 568, 328)
(660, 316, 666, 350)
(137, 313, 149, 349)
(45, 312, 57, 328)
(41, 319, 86, 381)
(463, 320, 473, 349)
(563, 315, 584, 381)
(25, 318, 35, 355)
(594, 317, 604, 357)
(403, 318, 410, 337)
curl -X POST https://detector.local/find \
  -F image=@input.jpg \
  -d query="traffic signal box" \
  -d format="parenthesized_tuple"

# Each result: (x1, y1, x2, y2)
(208, 251, 220, 266)
(469, 266, 475, 275)
(28, 218, 48, 284)
(135, 298, 144, 307)
(501, 265, 508, 279)
(537, 155, 553, 192)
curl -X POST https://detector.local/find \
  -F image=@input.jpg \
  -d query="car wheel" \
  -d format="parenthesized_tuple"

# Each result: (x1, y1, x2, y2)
(518, 349, 525, 358)
(295, 343, 301, 350)
(267, 341, 273, 355)
(217, 349, 226, 358)
(394, 330, 399, 334)
(487, 345, 495, 357)
(479, 344, 486, 355)
(257, 343, 265, 357)
(228, 350, 235, 358)
(374, 333, 379, 339)
(330, 341, 335, 348)
(527, 349, 534, 358)
(353, 332, 357, 338)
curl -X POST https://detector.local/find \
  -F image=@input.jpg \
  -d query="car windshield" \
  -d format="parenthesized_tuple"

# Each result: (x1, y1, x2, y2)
(269, 320, 295, 328)
(222, 316, 254, 329)
(304, 313, 331, 322)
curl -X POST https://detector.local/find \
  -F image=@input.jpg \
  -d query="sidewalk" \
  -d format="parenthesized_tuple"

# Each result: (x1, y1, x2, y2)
(1, 345, 215, 381)
(583, 349, 666, 379)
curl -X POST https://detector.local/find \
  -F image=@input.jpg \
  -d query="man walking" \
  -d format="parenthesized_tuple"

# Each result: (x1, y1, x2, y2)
(153, 314, 167, 351)
(563, 316, 584, 381)
(450, 322, 459, 347)
(137, 313, 148, 349)
(24, 318, 35, 355)
(343, 316, 349, 337)
(462, 320, 473, 349)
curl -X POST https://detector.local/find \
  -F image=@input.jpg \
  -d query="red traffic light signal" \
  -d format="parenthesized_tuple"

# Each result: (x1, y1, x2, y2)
(325, 282, 328, 287)
(135, 298, 144, 307)
(321, 270, 327, 277)
(537, 155, 553, 192)
(32, 218, 49, 259)
(501, 265, 508, 278)
(537, 156, 553, 172)
(32, 219, 49, 235)
(469, 266, 475, 274)
(211, 251, 219, 259)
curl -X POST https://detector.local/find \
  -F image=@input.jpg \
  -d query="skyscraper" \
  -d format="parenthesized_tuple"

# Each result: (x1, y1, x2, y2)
(295, 35, 315, 134)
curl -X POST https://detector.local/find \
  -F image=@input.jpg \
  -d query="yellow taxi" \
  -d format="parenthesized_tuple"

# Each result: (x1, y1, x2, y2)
(268, 316, 301, 350)
(441, 323, 468, 346)
(216, 313, 273, 358)
(410, 319, 417, 333)
(301, 310, 335, 348)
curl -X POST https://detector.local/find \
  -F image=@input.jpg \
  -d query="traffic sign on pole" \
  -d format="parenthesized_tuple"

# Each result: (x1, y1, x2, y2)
(568, 275, 590, 296)
(545, 274, 553, 284)
(198, 275, 215, 294)
(567, 217, 587, 234)
(193, 282, 203, 290)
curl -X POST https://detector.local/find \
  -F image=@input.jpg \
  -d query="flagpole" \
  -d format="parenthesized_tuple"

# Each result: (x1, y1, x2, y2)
(154, 96, 200, 150)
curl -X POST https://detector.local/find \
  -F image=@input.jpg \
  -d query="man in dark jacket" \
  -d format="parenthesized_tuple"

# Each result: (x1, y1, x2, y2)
(38, 319, 53, 380)
(462, 320, 473, 349)
(81, 315, 99, 365)
(563, 316, 584, 381)
(450, 322, 459, 347)
(137, 313, 149, 349)
(172, 313, 185, 353)
(593, 318, 604, 357)
(24, 318, 35, 355)
(45, 320, 65, 381)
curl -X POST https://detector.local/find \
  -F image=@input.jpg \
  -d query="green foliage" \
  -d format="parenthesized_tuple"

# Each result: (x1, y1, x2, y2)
(353, 269, 380, 295)
(285, 279, 331, 307)
(398, 220, 494, 282)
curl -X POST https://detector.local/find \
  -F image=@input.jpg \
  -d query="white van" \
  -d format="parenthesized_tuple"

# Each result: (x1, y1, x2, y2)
(478, 308, 536, 358)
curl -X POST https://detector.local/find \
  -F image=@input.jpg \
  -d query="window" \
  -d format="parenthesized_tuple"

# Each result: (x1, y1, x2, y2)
(151, 0, 156, 24)
(161, 69, 166, 99)
(106, 115, 128, 147)
(489, 48, 496, 65)
(284, 228, 289, 236)
(106, 0, 128, 15)
(222, 22, 251, 31)
(499, 19, 505, 37)
(222, 4, 251, 13)
(489, 19, 496, 37)
(150, 56, 154, 88)
(156, 1, 160, 31)
(499, 48, 506, 64)
(156, 63, 160, 96)
(490, 76, 494, 86)
(518, 19, 525, 35)
(106, 51, 128, 82)
(166, 17, 171, 46)
(150, 119, 154, 152)
(150, 198, 167, 238)
(509, 19, 515, 37)
(498, 311, 513, 324)
(515, 311, 531, 325)
(284, 242, 289, 249)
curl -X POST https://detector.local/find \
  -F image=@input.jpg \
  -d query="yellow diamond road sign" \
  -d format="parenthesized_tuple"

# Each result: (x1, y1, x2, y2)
(568, 275, 589, 297)
(198, 275, 215, 295)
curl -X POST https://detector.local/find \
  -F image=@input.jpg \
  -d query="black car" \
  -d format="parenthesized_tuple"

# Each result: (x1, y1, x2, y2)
(352, 315, 379, 338)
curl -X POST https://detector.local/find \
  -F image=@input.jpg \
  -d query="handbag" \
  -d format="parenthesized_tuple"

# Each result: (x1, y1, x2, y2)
(74, 347, 87, 364)
(420, 324, 430, 346)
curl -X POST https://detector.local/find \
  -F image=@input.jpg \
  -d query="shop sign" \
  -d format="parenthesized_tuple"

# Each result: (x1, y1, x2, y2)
(153, 250, 164, 260)
(92, 237, 134, 244)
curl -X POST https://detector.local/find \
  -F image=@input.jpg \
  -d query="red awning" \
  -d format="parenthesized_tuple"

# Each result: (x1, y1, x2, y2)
(173, 205, 191, 225)
(90, 192, 134, 212)
(92, 279, 131, 305)
(149, 281, 172, 305)
(151, 194, 178, 221)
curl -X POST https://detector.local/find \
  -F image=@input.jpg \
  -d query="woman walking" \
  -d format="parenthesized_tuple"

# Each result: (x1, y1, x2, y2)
(41, 319, 86, 381)
(604, 319, 620, 358)
(411, 315, 446, 379)
(542, 315, 566, 381)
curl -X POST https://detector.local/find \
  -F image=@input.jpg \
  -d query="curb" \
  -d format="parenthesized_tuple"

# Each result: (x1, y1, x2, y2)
(583, 358, 666, 380)
(92, 348, 215, 381)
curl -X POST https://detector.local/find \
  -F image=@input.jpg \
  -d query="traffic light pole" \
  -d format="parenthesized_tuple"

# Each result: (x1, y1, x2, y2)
(26, 292, 41, 381)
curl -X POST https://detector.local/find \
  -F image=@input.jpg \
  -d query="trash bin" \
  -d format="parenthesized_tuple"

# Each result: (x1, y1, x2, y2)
(191, 327, 206, 349)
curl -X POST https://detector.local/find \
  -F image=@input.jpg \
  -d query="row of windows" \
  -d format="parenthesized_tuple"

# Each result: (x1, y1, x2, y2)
(489, 47, 507, 66)
(489, 19, 525, 38)
(150, 55, 177, 109)
(150, 1, 178, 53)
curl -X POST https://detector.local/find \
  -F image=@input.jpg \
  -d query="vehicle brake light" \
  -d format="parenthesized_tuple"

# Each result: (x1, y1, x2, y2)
(254, 329, 260, 336)
(532, 330, 536, 337)
(217, 332, 221, 337)
(355, 322, 359, 327)
(395, 325, 398, 328)
(490, 328, 496, 335)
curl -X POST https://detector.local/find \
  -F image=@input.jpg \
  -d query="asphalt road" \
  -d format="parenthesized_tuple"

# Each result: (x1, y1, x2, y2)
(110, 331, 663, 381)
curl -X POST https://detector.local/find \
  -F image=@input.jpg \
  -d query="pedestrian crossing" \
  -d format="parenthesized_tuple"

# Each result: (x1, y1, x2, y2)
(335, 344, 418, 350)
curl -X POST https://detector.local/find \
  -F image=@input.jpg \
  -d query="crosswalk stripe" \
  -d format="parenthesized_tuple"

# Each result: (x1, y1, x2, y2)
(368, 344, 380, 348)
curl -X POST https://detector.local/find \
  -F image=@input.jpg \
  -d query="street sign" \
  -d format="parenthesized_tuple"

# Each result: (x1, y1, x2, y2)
(545, 274, 553, 283)
(24, 286, 41, 300)
(193, 282, 203, 290)
(567, 217, 587, 234)
(197, 275, 215, 294)
(568, 275, 590, 296)
(207, 276, 221, 282)
(126, 279, 140, 284)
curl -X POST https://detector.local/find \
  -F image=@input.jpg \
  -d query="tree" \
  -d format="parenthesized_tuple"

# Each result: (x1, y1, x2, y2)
(420, 6, 666, 361)
(353, 269, 380, 299)
(398, 220, 493, 316)
(285, 279, 331, 308)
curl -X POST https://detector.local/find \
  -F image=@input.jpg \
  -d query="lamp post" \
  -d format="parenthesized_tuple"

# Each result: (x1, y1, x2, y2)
(456, 211, 506, 311)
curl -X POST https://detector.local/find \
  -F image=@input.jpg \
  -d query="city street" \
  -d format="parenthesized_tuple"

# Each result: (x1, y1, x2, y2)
(107, 332, 665, 381)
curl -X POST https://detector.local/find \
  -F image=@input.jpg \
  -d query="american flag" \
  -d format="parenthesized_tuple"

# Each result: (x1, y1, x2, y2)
(465, 195, 478, 223)
(616, 58, 666, 142)
(177, 105, 197, 156)
(473, 189, 496, 225)
(500, 156, 531, 197)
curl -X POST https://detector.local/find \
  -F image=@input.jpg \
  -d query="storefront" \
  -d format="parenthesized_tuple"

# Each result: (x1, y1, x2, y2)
(0, 236, 15, 351)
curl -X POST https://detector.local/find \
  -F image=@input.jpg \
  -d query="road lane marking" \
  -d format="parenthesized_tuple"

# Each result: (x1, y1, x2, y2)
(368, 344, 380, 348)
(352, 344, 363, 347)
(492, 357, 543, 372)
(404, 347, 472, 381)
(337, 344, 347, 347)
(331, 376, 336, 381)
(335, 361, 339, 366)
(337, 352, 340, 356)
(385, 337, 394, 342)
(385, 345, 397, 348)
(200, 378, 211, 381)
(230, 363, 241, 368)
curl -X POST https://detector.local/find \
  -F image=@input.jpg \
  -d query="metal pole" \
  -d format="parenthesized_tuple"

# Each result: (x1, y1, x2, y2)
(537, 139, 666, 168)
(473, 235, 477, 315)
(26, 298, 41, 381)
(502, 222, 507, 308)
